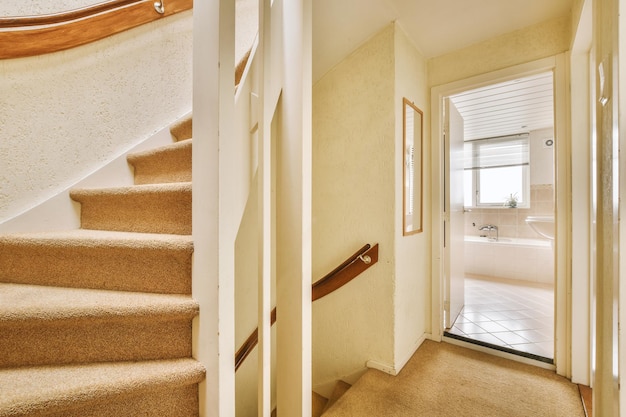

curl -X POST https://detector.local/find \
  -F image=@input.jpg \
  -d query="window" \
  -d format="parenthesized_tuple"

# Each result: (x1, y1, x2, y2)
(464, 134, 530, 208)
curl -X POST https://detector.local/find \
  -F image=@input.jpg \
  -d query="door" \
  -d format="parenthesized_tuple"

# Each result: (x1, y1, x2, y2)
(443, 98, 465, 329)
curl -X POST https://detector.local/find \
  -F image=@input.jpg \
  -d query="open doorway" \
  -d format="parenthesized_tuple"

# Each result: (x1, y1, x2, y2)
(440, 71, 557, 364)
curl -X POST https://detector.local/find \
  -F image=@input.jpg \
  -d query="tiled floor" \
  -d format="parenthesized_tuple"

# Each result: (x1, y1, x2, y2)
(446, 276, 554, 360)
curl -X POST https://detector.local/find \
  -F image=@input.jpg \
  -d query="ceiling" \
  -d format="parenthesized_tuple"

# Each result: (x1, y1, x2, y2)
(312, 0, 567, 140)
(313, 0, 573, 82)
(450, 71, 554, 141)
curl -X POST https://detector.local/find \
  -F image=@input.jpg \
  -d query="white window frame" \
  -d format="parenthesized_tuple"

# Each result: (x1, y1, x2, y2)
(464, 134, 530, 209)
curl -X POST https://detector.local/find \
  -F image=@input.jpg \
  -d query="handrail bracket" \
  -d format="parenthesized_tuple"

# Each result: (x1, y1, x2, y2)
(358, 254, 372, 264)
(154, 1, 165, 14)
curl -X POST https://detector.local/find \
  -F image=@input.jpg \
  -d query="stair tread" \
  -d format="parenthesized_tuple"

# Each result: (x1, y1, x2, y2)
(70, 182, 192, 198)
(69, 183, 192, 235)
(0, 282, 198, 323)
(127, 139, 192, 185)
(127, 139, 192, 162)
(0, 230, 193, 294)
(0, 359, 205, 416)
(170, 116, 192, 142)
(0, 229, 193, 248)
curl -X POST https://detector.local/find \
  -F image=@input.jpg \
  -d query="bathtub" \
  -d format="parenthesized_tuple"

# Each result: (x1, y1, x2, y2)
(464, 236, 554, 284)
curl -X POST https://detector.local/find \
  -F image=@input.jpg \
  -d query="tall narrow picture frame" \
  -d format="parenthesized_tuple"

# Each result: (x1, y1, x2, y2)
(403, 98, 423, 235)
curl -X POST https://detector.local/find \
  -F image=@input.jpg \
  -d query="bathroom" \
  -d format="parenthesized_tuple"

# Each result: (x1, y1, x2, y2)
(445, 72, 557, 361)
(464, 127, 555, 285)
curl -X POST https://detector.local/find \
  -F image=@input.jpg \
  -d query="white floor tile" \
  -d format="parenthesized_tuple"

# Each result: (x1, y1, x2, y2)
(448, 276, 554, 360)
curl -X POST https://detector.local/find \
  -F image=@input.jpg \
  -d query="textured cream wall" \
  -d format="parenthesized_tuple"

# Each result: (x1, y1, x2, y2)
(393, 24, 431, 368)
(0, 12, 193, 223)
(312, 24, 395, 386)
(428, 15, 571, 87)
(0, 1, 99, 15)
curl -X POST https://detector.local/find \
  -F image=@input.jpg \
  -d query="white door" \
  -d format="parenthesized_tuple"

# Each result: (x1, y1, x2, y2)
(443, 98, 465, 329)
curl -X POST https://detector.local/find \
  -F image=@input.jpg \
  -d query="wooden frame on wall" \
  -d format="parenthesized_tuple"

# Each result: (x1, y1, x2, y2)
(403, 97, 423, 235)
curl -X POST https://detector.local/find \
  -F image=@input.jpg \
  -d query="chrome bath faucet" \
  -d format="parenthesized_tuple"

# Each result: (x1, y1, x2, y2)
(478, 224, 499, 241)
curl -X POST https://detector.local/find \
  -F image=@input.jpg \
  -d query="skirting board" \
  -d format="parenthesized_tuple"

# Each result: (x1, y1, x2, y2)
(366, 334, 428, 376)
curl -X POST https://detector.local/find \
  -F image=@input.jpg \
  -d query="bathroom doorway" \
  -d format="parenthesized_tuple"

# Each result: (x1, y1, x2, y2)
(444, 72, 556, 362)
(431, 57, 567, 371)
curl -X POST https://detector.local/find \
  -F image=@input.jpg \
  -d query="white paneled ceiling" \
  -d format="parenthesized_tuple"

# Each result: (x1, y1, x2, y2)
(450, 72, 554, 141)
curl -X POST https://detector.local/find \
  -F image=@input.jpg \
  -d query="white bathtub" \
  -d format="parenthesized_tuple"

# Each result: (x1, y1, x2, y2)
(464, 236, 554, 284)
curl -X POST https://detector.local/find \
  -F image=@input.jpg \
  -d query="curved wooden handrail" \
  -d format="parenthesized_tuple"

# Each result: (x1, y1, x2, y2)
(0, 0, 193, 59)
(235, 243, 379, 371)
(0, 1, 142, 28)
(235, 308, 277, 372)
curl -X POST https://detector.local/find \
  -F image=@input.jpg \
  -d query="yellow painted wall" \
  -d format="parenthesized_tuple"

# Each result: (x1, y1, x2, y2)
(393, 24, 432, 367)
(312, 24, 396, 388)
(428, 15, 571, 87)
(312, 22, 432, 389)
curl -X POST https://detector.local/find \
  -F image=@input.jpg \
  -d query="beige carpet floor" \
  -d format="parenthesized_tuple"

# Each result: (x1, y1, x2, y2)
(323, 340, 585, 417)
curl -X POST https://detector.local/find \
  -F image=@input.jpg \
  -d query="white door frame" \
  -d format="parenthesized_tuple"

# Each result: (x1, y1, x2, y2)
(430, 55, 572, 377)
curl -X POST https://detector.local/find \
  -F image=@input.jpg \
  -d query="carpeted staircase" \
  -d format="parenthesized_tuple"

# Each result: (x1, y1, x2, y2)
(314, 380, 352, 416)
(0, 117, 205, 417)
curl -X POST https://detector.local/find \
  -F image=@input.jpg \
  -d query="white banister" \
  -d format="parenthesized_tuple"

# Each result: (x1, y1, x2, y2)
(192, 0, 236, 416)
(257, 0, 273, 416)
(274, 0, 313, 416)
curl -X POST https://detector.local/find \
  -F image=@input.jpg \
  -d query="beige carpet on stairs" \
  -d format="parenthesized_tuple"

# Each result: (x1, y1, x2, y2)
(322, 340, 585, 417)
(0, 115, 203, 417)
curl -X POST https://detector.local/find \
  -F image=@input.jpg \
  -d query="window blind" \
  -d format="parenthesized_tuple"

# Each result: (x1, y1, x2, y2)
(464, 134, 530, 170)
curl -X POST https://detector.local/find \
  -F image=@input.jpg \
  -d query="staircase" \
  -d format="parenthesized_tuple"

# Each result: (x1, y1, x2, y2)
(300, 380, 351, 417)
(0, 117, 205, 417)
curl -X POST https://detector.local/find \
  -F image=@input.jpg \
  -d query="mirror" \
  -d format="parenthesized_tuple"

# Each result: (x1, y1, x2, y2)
(403, 98, 423, 235)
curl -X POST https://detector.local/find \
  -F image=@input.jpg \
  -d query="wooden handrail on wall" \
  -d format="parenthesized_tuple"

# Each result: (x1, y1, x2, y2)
(234, 243, 379, 371)
(0, 0, 193, 59)
(312, 243, 378, 301)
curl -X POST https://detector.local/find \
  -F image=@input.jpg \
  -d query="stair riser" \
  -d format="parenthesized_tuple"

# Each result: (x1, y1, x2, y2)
(0, 318, 194, 368)
(129, 141, 192, 185)
(134, 166, 192, 185)
(170, 117, 192, 142)
(73, 189, 191, 235)
(0, 244, 192, 294)
(13, 384, 199, 417)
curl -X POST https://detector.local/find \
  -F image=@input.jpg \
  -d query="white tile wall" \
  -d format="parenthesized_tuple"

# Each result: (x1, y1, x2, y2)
(464, 184, 554, 284)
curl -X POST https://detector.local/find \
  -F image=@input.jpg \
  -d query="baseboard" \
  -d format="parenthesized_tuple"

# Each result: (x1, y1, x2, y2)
(366, 334, 427, 376)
